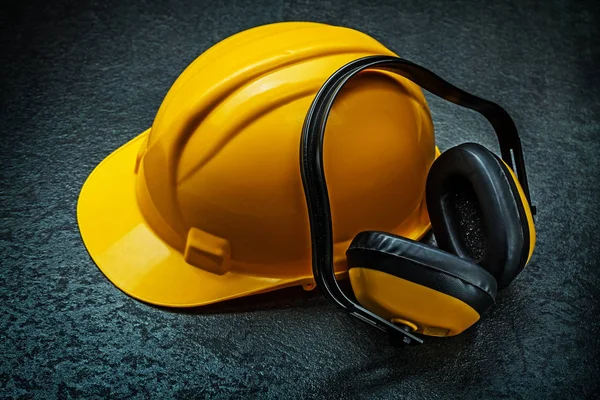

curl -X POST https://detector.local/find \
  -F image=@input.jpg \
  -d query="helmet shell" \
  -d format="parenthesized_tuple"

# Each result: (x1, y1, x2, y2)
(135, 22, 436, 278)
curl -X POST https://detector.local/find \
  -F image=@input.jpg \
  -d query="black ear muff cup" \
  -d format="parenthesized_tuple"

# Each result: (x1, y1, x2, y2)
(426, 143, 530, 288)
(347, 231, 497, 315)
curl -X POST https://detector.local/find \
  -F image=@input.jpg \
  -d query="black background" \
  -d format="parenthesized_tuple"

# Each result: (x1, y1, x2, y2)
(1, 0, 599, 398)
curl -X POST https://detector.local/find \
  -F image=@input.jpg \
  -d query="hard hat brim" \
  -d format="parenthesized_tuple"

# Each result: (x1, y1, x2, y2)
(77, 131, 314, 307)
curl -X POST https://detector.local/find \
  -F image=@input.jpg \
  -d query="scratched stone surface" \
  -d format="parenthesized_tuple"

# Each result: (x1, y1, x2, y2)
(1, 0, 599, 398)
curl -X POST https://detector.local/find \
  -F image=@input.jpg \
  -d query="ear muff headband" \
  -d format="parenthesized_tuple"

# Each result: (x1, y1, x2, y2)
(299, 55, 533, 343)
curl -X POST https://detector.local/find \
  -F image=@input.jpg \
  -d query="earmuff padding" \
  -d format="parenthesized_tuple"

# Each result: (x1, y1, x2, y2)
(426, 143, 529, 288)
(347, 231, 497, 315)
(445, 180, 487, 261)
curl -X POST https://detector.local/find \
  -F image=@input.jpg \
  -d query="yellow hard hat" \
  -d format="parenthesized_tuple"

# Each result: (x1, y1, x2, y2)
(77, 22, 437, 308)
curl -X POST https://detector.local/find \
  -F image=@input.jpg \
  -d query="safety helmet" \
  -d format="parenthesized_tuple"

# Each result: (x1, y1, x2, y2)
(77, 22, 437, 307)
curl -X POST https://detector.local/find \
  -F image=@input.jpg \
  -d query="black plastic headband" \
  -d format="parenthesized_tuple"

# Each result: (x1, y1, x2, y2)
(299, 55, 533, 343)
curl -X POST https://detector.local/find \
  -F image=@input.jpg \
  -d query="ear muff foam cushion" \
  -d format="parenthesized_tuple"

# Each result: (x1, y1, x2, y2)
(426, 143, 530, 288)
(347, 231, 497, 315)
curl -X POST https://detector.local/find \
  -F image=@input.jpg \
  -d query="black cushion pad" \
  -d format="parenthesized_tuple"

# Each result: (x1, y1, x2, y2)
(426, 143, 528, 288)
(347, 231, 497, 315)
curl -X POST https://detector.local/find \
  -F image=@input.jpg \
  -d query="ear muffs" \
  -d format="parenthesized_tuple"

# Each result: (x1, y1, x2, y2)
(346, 231, 497, 337)
(426, 143, 532, 288)
(300, 55, 537, 342)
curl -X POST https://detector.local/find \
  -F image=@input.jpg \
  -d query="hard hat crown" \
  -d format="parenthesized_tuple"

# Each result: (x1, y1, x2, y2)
(135, 22, 436, 278)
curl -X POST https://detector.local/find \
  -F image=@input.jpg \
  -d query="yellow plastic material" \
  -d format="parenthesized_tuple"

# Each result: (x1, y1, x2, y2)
(502, 160, 537, 264)
(77, 22, 437, 307)
(349, 268, 481, 336)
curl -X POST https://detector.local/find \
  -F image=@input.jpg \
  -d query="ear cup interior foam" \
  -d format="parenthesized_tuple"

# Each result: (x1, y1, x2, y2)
(447, 178, 487, 261)
(426, 143, 529, 288)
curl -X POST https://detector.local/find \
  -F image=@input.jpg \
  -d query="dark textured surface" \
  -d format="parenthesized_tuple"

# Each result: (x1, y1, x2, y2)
(1, 0, 599, 398)
(449, 180, 487, 261)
